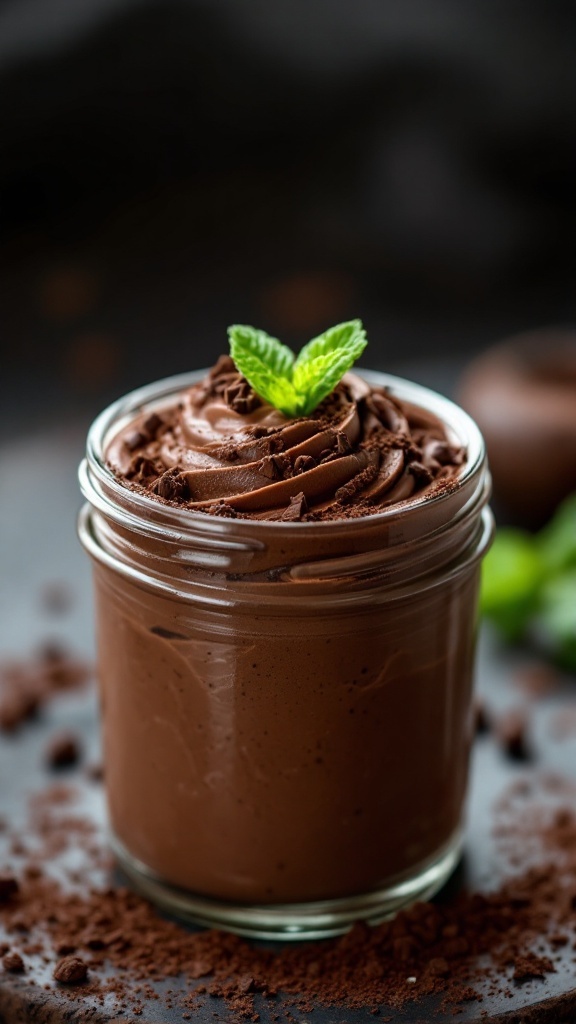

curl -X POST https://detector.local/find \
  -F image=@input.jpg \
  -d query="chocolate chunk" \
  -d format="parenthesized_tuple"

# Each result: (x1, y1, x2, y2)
(408, 461, 433, 486)
(45, 733, 81, 769)
(281, 492, 308, 521)
(225, 378, 260, 414)
(126, 456, 158, 484)
(336, 431, 352, 454)
(124, 430, 147, 453)
(143, 412, 164, 437)
(2, 951, 24, 973)
(257, 455, 281, 480)
(294, 455, 316, 474)
(0, 876, 19, 903)
(153, 468, 189, 501)
(53, 956, 88, 984)
(257, 454, 291, 480)
(496, 710, 531, 761)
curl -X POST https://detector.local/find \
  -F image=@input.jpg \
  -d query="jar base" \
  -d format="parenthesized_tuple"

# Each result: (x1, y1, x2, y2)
(110, 829, 463, 941)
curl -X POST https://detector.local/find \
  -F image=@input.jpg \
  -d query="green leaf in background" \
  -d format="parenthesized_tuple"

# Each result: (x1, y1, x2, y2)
(481, 493, 576, 670)
(536, 570, 576, 671)
(227, 320, 367, 417)
(537, 493, 576, 574)
(481, 530, 543, 641)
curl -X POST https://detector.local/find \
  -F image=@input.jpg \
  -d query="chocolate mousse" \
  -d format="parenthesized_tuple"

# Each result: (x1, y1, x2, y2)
(107, 356, 466, 520)
(80, 330, 491, 933)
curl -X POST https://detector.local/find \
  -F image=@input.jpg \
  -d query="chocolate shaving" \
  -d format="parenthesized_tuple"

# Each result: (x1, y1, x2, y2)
(281, 492, 308, 521)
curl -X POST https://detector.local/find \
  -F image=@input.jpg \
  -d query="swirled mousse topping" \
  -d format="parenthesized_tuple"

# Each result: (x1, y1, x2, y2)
(108, 362, 466, 523)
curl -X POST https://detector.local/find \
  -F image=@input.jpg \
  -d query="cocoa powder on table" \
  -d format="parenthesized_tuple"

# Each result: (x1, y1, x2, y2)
(0, 777, 575, 1022)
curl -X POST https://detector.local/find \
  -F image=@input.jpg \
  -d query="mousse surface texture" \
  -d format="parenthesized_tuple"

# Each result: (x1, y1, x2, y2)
(108, 356, 466, 520)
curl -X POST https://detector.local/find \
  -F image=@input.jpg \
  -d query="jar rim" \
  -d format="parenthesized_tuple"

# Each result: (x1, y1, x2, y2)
(81, 367, 485, 537)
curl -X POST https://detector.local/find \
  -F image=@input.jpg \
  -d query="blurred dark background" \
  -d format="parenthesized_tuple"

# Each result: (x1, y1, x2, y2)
(1, 0, 575, 437)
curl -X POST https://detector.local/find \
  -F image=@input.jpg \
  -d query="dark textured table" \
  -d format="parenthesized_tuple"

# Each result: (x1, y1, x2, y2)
(1, 420, 576, 1023)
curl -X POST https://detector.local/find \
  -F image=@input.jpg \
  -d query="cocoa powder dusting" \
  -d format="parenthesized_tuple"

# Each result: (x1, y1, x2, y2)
(1, 776, 575, 1020)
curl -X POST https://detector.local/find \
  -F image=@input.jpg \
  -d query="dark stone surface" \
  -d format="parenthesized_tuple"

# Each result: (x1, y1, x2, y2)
(0, 424, 576, 1022)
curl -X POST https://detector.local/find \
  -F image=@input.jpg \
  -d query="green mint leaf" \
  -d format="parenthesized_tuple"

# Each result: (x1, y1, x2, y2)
(228, 325, 301, 415)
(227, 319, 367, 417)
(228, 325, 295, 377)
(534, 570, 576, 671)
(293, 320, 367, 415)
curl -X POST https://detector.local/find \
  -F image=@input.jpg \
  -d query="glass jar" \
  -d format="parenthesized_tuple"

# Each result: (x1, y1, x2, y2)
(78, 370, 492, 940)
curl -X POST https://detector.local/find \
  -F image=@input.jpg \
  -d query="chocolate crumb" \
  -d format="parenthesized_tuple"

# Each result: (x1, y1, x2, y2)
(408, 461, 433, 485)
(153, 468, 189, 502)
(0, 875, 19, 902)
(45, 732, 81, 769)
(225, 378, 260, 415)
(210, 501, 238, 519)
(3, 951, 25, 973)
(294, 455, 316, 474)
(496, 710, 532, 761)
(513, 952, 555, 981)
(53, 956, 88, 984)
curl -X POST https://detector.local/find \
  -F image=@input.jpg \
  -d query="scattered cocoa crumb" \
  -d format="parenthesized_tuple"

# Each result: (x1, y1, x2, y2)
(53, 955, 88, 984)
(0, 875, 19, 903)
(2, 951, 24, 973)
(513, 952, 555, 981)
(0, 648, 92, 733)
(495, 709, 532, 761)
(45, 732, 81, 769)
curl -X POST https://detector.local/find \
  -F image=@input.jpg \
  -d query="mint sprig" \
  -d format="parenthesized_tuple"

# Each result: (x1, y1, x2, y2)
(228, 320, 367, 417)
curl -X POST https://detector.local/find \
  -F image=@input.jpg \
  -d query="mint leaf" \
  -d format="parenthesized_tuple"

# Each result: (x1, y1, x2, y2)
(293, 320, 367, 415)
(228, 325, 300, 415)
(227, 320, 367, 417)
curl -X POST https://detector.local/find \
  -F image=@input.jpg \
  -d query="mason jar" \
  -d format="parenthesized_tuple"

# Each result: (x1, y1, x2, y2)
(78, 369, 493, 940)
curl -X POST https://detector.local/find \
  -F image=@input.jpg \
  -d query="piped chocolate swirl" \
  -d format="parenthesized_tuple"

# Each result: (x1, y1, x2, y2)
(107, 356, 466, 521)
